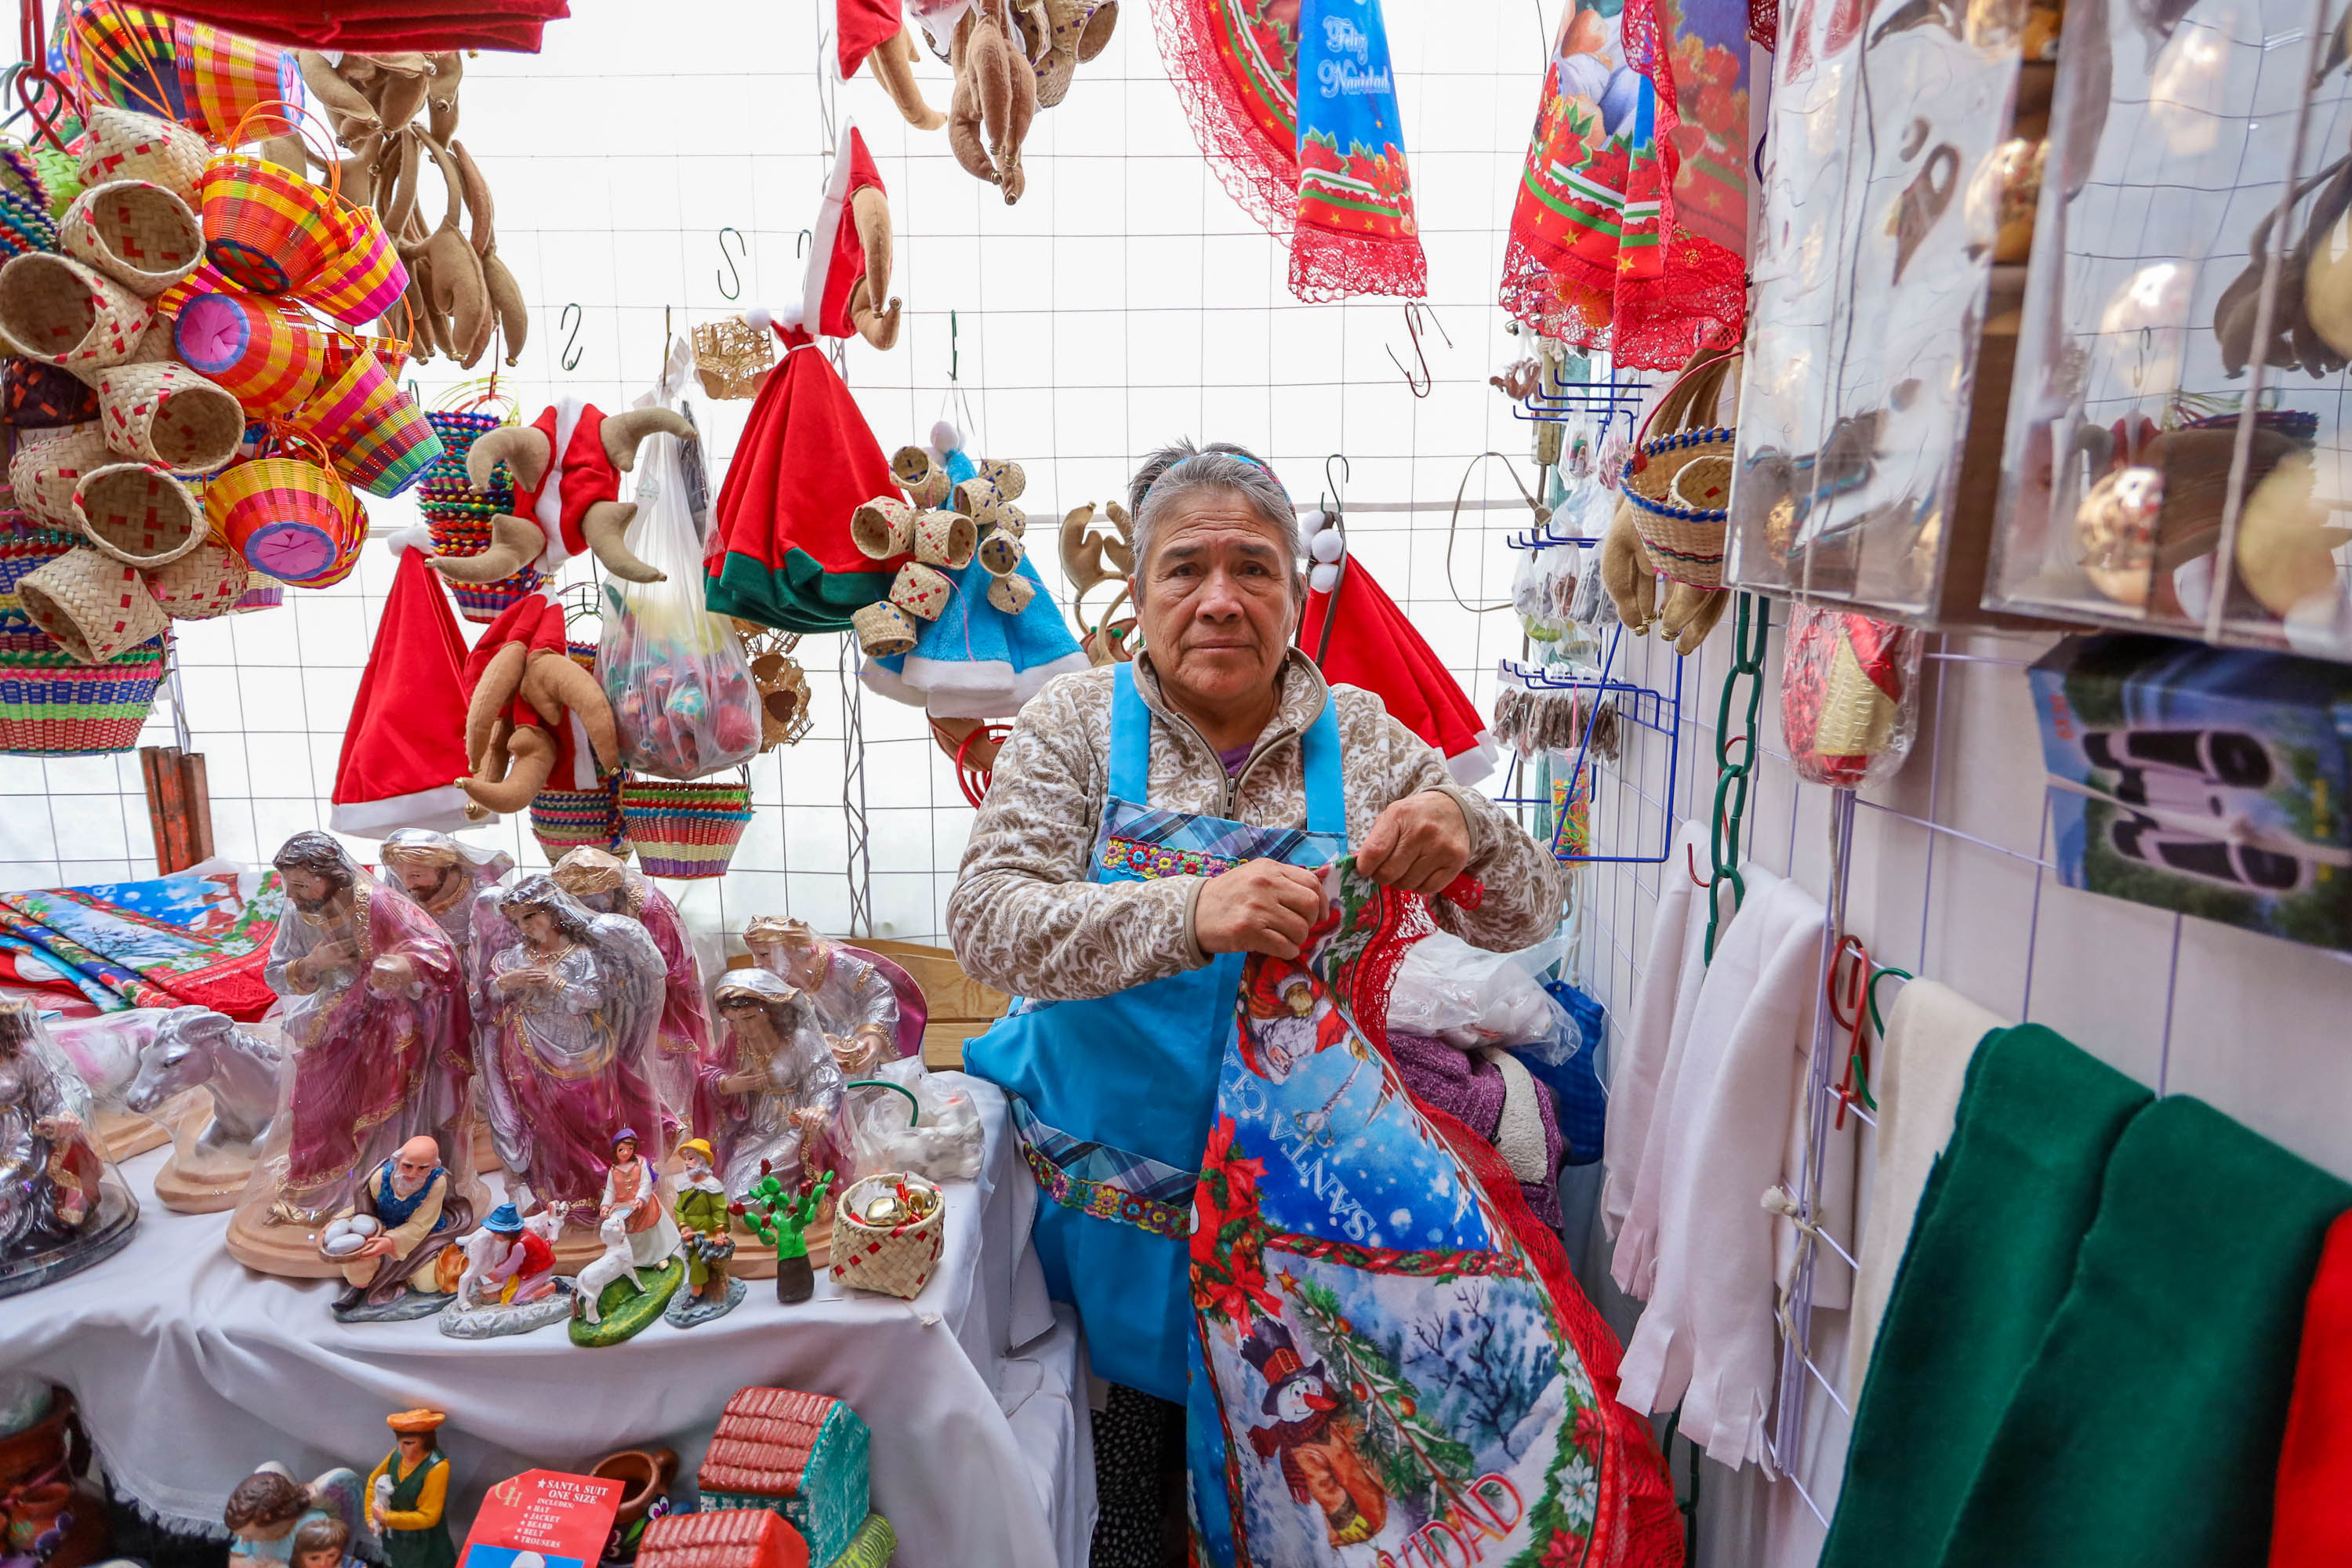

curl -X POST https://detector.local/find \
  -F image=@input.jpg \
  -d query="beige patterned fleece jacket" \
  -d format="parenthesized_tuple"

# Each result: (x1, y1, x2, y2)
(948, 652, 1563, 1002)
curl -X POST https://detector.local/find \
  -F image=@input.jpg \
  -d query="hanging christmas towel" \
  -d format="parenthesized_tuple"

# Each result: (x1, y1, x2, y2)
(1495, 0, 1747, 369)
(331, 542, 475, 837)
(1299, 559, 1494, 785)
(1152, 0, 1427, 301)
(704, 318, 898, 634)
(1185, 859, 1682, 1567)
(2272, 1212, 2352, 1568)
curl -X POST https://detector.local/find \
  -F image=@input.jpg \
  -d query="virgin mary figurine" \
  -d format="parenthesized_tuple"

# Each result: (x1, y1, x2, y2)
(702, 968, 848, 1200)
(478, 877, 668, 1216)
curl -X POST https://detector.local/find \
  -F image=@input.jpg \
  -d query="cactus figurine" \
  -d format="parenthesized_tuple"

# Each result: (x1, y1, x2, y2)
(732, 1162, 834, 1305)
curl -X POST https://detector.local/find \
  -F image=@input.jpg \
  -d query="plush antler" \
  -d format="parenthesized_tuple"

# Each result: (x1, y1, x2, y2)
(466, 423, 552, 492)
(462, 724, 555, 813)
(464, 639, 528, 767)
(519, 648, 619, 768)
(869, 25, 946, 129)
(428, 510, 546, 584)
(578, 503, 662, 584)
(847, 187, 901, 350)
(601, 407, 695, 472)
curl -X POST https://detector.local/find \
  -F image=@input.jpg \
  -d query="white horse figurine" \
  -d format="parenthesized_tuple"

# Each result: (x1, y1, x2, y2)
(125, 1006, 281, 1155)
(572, 1208, 644, 1325)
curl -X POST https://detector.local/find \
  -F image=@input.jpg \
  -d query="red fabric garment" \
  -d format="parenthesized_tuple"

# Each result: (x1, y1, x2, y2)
(1298, 559, 1491, 779)
(508, 402, 618, 566)
(117, 2, 569, 53)
(807, 129, 887, 340)
(835, 0, 901, 76)
(331, 545, 472, 833)
(710, 328, 901, 579)
(2273, 1210, 2352, 1567)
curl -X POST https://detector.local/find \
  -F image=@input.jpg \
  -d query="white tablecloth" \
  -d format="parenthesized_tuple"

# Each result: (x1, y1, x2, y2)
(0, 1076, 1094, 1568)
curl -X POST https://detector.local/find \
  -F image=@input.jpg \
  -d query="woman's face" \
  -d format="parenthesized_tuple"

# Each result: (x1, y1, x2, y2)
(1134, 494, 1299, 715)
(518, 909, 558, 946)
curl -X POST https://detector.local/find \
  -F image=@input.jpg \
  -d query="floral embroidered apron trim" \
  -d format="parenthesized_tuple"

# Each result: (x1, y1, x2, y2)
(1011, 1094, 1197, 1239)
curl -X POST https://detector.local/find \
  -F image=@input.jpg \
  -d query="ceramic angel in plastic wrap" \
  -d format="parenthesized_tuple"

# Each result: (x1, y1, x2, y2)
(228, 834, 480, 1277)
(477, 876, 670, 1222)
(0, 1000, 138, 1298)
(742, 915, 916, 1075)
(550, 847, 713, 1146)
(379, 829, 514, 1065)
(700, 968, 848, 1200)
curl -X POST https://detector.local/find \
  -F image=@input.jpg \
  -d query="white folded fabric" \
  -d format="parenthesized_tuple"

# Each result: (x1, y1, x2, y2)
(1615, 871, 1828, 1471)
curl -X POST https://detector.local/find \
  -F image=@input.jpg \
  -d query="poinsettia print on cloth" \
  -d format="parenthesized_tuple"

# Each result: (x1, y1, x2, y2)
(1184, 862, 1682, 1567)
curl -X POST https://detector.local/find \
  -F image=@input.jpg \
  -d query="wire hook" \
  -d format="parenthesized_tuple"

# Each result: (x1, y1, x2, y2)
(949, 310, 960, 383)
(716, 227, 747, 301)
(1321, 452, 1350, 517)
(1383, 303, 1452, 397)
(558, 303, 583, 372)
(794, 227, 812, 260)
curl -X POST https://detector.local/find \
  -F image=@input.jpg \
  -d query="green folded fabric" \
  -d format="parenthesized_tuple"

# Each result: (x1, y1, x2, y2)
(1821, 1024, 2151, 1568)
(1937, 1094, 2350, 1568)
(707, 546, 888, 634)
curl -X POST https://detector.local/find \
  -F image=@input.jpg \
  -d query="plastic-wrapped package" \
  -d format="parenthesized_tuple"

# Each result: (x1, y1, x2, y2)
(600, 430, 762, 780)
(842, 1057, 984, 1183)
(1780, 601, 1923, 788)
(1387, 931, 1570, 1051)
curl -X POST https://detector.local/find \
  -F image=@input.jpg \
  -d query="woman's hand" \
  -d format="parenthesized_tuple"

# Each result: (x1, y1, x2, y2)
(1195, 859, 1326, 960)
(1357, 790, 1472, 896)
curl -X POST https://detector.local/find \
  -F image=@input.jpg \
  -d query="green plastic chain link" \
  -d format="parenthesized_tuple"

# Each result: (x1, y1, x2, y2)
(1704, 593, 1770, 961)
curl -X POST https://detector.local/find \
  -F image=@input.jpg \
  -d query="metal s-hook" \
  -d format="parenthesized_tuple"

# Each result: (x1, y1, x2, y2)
(1321, 452, 1350, 517)
(1312, 453, 1352, 665)
(716, 227, 747, 301)
(558, 303, 583, 372)
(795, 227, 812, 260)
(949, 310, 960, 383)
(1383, 303, 1453, 397)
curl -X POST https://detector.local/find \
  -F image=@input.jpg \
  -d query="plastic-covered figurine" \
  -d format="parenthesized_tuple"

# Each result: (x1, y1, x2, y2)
(742, 916, 908, 1073)
(227, 835, 481, 1279)
(478, 877, 669, 1222)
(702, 968, 847, 1201)
(367, 1410, 456, 1568)
(550, 847, 713, 1147)
(125, 1005, 282, 1213)
(223, 1465, 368, 1568)
(318, 1134, 475, 1321)
(379, 830, 514, 1138)
(0, 1000, 136, 1299)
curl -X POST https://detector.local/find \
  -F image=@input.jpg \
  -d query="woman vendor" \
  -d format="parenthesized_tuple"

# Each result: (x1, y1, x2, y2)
(950, 441, 1561, 1560)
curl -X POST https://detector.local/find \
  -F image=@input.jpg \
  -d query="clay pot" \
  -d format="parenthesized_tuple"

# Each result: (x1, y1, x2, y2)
(0, 1390, 107, 1568)
(775, 1251, 815, 1305)
(589, 1447, 679, 1563)
(0, 1387, 79, 1488)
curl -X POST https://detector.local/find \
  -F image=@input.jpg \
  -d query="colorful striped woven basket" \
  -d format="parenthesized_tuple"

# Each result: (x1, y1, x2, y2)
(296, 201, 407, 327)
(530, 775, 630, 864)
(197, 151, 336, 295)
(172, 21, 303, 145)
(301, 347, 439, 497)
(206, 452, 358, 583)
(619, 775, 753, 879)
(174, 290, 325, 417)
(418, 409, 543, 620)
(0, 516, 77, 626)
(0, 632, 166, 754)
(0, 146, 57, 259)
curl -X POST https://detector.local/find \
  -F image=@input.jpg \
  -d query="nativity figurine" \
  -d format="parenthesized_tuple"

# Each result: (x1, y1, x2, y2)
(0, 1000, 135, 1298)
(702, 968, 848, 1202)
(742, 916, 908, 1076)
(551, 847, 713, 1148)
(317, 1134, 475, 1320)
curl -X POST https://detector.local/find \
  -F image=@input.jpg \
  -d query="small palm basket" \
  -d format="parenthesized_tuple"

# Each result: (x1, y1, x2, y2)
(1623, 348, 1741, 589)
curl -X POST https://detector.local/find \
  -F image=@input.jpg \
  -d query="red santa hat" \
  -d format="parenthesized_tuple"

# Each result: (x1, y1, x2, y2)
(332, 543, 477, 837)
(509, 400, 622, 571)
(837, 0, 903, 76)
(1298, 521, 1497, 787)
(801, 125, 888, 343)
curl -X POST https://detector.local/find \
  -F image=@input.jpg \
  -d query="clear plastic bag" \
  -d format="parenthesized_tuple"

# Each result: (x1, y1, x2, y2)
(1387, 932, 1571, 1054)
(1780, 601, 1924, 789)
(842, 1058, 985, 1184)
(601, 430, 762, 780)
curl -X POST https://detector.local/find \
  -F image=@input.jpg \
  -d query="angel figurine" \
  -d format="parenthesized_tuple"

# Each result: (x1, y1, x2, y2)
(478, 877, 669, 1219)
(701, 969, 848, 1201)
(223, 1463, 369, 1568)
(550, 847, 713, 1146)
(742, 916, 904, 1076)
(379, 830, 514, 1140)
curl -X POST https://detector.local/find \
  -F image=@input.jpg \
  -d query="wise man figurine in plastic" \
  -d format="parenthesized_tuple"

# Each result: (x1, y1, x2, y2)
(377, 831, 514, 1149)
(367, 1410, 456, 1568)
(258, 833, 467, 1226)
(550, 848, 711, 1148)
(742, 916, 898, 1078)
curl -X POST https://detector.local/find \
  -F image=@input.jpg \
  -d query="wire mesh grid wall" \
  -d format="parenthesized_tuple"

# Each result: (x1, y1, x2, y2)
(0, 0, 1576, 947)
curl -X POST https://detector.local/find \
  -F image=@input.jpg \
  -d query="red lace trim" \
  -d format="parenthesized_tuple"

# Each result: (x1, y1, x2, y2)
(1290, 223, 1428, 302)
(1750, 0, 1780, 49)
(1613, 227, 1748, 369)
(1149, 0, 1297, 243)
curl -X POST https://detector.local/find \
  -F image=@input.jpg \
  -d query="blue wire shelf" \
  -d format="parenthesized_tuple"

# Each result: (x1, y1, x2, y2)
(1494, 623, 1684, 865)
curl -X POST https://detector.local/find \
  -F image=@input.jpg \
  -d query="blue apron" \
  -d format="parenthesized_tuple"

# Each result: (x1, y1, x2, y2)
(964, 662, 1348, 1401)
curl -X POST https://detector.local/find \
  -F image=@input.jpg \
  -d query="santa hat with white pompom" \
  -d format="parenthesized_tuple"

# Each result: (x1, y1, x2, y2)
(1297, 506, 1498, 787)
(330, 534, 480, 837)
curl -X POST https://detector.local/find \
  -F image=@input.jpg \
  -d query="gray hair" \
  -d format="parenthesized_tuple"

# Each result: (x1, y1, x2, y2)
(1126, 441, 1303, 600)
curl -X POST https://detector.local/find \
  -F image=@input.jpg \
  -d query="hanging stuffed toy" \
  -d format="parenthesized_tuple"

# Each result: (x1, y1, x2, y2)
(1297, 511, 1497, 786)
(702, 311, 902, 634)
(1497, 0, 1748, 368)
(946, 0, 1038, 202)
(1154, 0, 1425, 300)
(454, 593, 619, 813)
(803, 125, 902, 350)
(426, 400, 695, 586)
(330, 539, 474, 836)
(855, 423, 1090, 729)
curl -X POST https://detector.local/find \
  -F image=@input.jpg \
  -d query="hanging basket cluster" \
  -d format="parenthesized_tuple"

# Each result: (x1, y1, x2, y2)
(851, 448, 1033, 655)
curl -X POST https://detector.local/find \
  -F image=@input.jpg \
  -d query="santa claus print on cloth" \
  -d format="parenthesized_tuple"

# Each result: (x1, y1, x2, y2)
(1185, 862, 1681, 1567)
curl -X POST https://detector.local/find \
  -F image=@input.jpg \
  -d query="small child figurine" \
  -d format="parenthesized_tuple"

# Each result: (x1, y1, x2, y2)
(292, 1514, 359, 1568)
(224, 1470, 311, 1568)
(663, 1138, 742, 1328)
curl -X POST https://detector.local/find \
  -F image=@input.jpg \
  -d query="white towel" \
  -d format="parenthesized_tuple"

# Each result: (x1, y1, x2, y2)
(1839, 977, 2005, 1392)
(1615, 871, 1828, 1472)
(1604, 818, 1721, 1280)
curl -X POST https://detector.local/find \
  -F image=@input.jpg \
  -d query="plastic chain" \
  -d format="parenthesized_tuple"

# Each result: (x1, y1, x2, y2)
(1703, 593, 1769, 961)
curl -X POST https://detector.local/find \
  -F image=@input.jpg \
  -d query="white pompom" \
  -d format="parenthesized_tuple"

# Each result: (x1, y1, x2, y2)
(779, 301, 806, 332)
(384, 525, 435, 558)
(1309, 529, 1346, 564)
(1300, 507, 1328, 541)
(745, 304, 774, 334)
(931, 419, 962, 454)
(1310, 562, 1341, 593)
